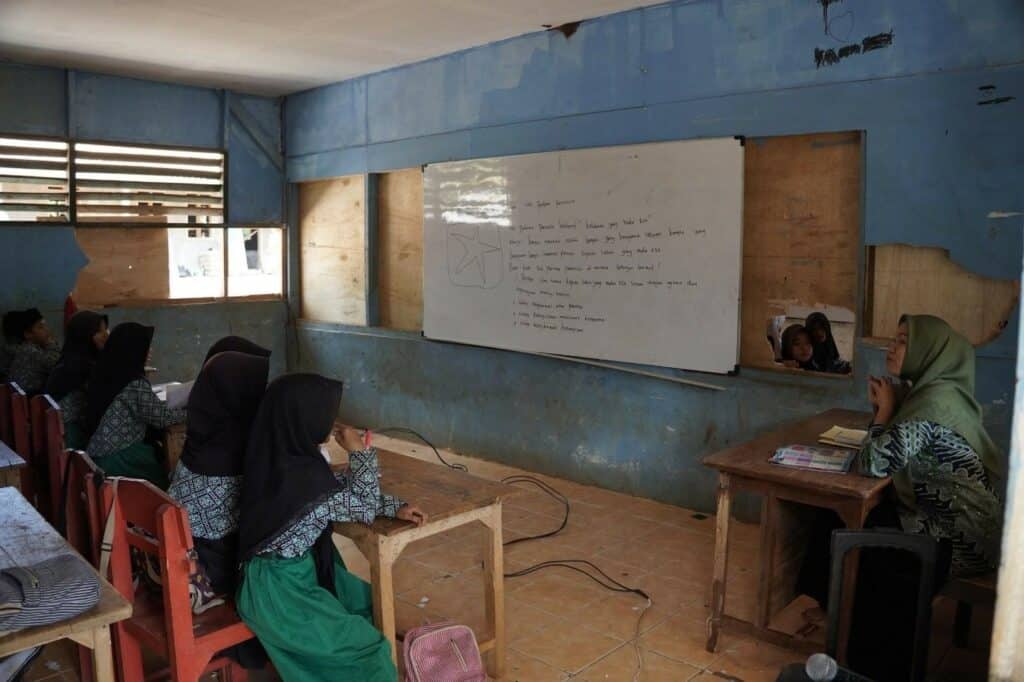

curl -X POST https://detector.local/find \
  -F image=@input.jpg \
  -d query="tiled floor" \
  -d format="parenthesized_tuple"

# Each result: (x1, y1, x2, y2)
(22, 435, 991, 681)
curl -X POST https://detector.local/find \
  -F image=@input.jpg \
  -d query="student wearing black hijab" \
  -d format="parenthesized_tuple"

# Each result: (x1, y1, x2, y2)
(235, 374, 424, 682)
(203, 335, 271, 366)
(805, 312, 852, 374)
(46, 311, 110, 449)
(85, 322, 185, 488)
(168, 351, 269, 600)
(8, 308, 60, 394)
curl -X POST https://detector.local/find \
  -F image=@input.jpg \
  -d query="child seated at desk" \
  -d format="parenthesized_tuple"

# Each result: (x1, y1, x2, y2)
(168, 351, 269, 604)
(85, 322, 185, 489)
(236, 373, 425, 682)
(8, 308, 60, 394)
(798, 314, 1003, 681)
(46, 311, 109, 449)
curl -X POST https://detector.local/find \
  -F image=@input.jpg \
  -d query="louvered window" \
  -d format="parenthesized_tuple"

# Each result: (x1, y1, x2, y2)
(73, 141, 224, 225)
(0, 136, 71, 223)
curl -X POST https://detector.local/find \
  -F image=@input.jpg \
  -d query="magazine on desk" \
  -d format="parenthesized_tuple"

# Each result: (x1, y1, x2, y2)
(770, 444, 857, 474)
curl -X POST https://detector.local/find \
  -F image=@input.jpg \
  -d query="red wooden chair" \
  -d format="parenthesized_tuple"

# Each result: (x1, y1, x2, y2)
(61, 449, 105, 681)
(60, 449, 104, 565)
(30, 394, 58, 519)
(0, 383, 12, 446)
(9, 382, 36, 507)
(40, 398, 66, 523)
(29, 394, 50, 461)
(100, 478, 254, 682)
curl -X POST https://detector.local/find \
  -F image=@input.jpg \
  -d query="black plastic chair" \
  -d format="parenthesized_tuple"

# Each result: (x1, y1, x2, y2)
(777, 528, 938, 682)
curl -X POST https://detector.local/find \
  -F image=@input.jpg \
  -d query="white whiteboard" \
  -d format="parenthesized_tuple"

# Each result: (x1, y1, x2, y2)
(423, 138, 744, 373)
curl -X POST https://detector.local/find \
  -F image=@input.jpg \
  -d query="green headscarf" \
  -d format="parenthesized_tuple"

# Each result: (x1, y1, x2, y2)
(887, 314, 1004, 507)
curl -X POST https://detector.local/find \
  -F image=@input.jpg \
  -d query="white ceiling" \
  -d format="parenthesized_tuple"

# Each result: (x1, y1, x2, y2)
(0, 0, 663, 97)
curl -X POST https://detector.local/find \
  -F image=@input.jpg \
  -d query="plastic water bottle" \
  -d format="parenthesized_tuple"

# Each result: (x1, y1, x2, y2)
(805, 653, 838, 681)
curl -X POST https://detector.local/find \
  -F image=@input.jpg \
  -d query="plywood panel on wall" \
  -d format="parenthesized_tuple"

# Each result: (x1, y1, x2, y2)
(378, 168, 424, 331)
(74, 228, 170, 305)
(299, 175, 366, 325)
(869, 244, 1019, 346)
(740, 132, 862, 370)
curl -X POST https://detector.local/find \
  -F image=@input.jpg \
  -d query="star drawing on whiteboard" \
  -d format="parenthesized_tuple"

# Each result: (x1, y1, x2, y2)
(451, 229, 501, 283)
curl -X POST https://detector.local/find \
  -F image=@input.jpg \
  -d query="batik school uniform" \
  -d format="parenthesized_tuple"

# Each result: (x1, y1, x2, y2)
(87, 378, 185, 488)
(237, 448, 402, 682)
(8, 341, 60, 394)
(168, 349, 270, 596)
(58, 391, 89, 449)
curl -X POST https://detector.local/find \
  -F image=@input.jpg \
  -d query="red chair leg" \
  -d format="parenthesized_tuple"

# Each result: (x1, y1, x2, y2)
(112, 624, 146, 682)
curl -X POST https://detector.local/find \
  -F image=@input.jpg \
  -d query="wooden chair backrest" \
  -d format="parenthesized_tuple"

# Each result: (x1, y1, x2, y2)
(99, 478, 254, 681)
(9, 382, 35, 506)
(61, 450, 104, 567)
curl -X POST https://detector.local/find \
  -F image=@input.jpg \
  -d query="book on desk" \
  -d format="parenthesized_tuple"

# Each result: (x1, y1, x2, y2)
(770, 444, 857, 474)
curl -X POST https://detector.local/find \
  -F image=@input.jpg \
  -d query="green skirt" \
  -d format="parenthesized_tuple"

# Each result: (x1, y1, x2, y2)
(95, 441, 169, 490)
(237, 552, 396, 682)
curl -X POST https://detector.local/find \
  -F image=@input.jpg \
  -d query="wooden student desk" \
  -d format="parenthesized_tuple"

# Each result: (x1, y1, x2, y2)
(0, 488, 131, 682)
(703, 408, 888, 658)
(333, 449, 519, 679)
(0, 438, 27, 491)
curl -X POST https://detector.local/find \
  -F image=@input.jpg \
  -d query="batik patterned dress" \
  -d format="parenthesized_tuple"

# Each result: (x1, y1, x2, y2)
(858, 420, 1002, 576)
(87, 378, 186, 488)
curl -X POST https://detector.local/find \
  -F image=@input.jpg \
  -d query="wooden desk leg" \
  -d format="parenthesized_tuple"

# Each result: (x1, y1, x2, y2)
(369, 537, 400, 667)
(836, 504, 870, 665)
(92, 626, 115, 682)
(706, 472, 732, 652)
(69, 626, 115, 682)
(482, 503, 506, 679)
(756, 493, 778, 629)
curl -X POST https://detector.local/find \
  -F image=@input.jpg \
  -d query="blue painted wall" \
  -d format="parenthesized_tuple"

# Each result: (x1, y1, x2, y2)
(284, 0, 1024, 514)
(0, 64, 287, 375)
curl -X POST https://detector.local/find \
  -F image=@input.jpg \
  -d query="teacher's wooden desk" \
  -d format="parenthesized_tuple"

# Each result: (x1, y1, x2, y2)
(703, 408, 887, 658)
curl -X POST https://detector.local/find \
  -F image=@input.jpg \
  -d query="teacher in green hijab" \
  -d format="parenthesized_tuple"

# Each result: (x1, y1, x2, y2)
(861, 314, 1004, 577)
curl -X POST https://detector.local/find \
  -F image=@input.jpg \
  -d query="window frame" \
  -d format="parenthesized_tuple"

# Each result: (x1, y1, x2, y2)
(0, 131, 286, 304)
(71, 137, 227, 228)
(0, 132, 73, 225)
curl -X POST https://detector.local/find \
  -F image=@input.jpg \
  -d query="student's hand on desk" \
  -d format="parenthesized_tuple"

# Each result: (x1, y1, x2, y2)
(397, 504, 427, 526)
(867, 376, 895, 425)
(782, 360, 800, 369)
(333, 424, 368, 453)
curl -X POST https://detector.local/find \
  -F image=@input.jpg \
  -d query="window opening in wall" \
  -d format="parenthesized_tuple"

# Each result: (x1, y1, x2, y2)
(0, 136, 70, 223)
(73, 141, 224, 225)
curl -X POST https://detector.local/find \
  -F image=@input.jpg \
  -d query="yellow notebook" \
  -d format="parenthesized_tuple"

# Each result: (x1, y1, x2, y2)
(818, 426, 868, 449)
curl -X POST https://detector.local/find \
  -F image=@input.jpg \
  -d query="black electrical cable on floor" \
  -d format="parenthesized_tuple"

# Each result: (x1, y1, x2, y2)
(499, 475, 569, 547)
(373, 427, 467, 471)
